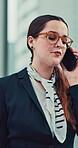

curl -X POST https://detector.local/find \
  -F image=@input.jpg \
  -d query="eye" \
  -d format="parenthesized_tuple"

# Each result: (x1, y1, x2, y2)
(48, 36, 56, 41)
(62, 36, 67, 44)
(47, 33, 57, 41)
(62, 41, 66, 44)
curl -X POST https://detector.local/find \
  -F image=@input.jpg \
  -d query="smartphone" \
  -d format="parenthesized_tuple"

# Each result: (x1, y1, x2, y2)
(62, 45, 77, 71)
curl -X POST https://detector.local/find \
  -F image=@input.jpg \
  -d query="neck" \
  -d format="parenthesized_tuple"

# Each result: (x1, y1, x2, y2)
(31, 63, 54, 80)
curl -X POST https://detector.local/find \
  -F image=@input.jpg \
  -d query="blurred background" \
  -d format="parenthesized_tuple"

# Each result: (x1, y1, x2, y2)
(0, 0, 78, 147)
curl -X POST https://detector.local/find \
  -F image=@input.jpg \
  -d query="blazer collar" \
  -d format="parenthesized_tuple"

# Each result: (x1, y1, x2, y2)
(17, 68, 45, 117)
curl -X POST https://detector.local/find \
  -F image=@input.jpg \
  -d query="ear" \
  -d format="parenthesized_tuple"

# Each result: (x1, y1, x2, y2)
(27, 36, 34, 49)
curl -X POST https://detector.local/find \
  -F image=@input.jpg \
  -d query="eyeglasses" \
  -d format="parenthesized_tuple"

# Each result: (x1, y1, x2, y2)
(38, 31, 73, 46)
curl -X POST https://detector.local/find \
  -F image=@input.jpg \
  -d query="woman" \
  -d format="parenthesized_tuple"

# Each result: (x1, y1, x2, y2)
(0, 14, 78, 148)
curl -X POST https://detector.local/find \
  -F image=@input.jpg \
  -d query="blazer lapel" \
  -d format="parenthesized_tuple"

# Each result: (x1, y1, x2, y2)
(18, 68, 45, 117)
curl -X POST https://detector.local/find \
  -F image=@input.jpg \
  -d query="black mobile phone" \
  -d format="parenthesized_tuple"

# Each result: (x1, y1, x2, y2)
(62, 45, 77, 71)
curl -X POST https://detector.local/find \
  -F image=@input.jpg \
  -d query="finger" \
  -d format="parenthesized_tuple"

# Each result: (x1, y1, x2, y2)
(70, 48, 78, 57)
(73, 52, 78, 57)
(70, 48, 78, 53)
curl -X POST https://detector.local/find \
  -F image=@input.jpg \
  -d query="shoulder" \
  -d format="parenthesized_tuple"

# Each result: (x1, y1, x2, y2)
(69, 85, 78, 99)
(0, 72, 17, 89)
(0, 67, 27, 91)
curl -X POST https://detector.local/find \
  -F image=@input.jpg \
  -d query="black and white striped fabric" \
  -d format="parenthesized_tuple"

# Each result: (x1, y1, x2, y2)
(27, 65, 67, 143)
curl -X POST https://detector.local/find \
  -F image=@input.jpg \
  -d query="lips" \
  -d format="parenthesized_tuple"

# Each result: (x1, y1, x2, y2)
(53, 51, 62, 56)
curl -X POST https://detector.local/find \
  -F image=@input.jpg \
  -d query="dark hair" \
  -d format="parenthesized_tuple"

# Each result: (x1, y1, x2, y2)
(27, 14, 68, 60)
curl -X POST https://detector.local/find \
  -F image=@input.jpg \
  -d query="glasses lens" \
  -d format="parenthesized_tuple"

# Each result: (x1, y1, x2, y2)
(62, 36, 72, 46)
(62, 36, 68, 44)
(47, 32, 58, 44)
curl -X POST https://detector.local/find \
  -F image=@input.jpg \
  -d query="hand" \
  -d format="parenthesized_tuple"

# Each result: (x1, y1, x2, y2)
(61, 48, 78, 86)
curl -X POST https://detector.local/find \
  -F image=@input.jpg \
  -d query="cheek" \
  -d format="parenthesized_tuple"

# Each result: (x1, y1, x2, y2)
(62, 46, 67, 56)
(36, 42, 49, 54)
(63, 49, 67, 56)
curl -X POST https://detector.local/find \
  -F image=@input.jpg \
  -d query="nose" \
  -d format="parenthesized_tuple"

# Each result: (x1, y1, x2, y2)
(55, 37, 63, 47)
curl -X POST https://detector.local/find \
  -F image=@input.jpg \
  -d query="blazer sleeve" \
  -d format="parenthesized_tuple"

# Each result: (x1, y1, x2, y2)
(69, 85, 78, 113)
(69, 85, 78, 132)
(0, 83, 8, 148)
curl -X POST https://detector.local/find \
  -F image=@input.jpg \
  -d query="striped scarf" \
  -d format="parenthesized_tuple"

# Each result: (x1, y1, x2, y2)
(27, 64, 67, 143)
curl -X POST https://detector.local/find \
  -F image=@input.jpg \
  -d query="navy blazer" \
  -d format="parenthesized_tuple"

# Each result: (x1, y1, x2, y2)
(0, 68, 78, 148)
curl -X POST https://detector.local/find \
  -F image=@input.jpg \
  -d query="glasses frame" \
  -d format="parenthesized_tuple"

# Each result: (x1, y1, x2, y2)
(38, 31, 73, 46)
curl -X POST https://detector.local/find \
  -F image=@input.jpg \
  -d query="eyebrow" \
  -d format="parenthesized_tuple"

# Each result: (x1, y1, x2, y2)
(46, 31, 68, 36)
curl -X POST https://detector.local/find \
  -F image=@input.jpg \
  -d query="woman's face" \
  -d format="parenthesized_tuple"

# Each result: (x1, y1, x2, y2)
(29, 20, 68, 68)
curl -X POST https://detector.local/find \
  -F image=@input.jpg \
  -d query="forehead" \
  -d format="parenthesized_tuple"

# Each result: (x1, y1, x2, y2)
(42, 20, 68, 35)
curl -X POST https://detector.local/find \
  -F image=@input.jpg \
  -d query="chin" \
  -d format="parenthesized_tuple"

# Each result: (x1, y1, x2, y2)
(52, 61, 60, 67)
